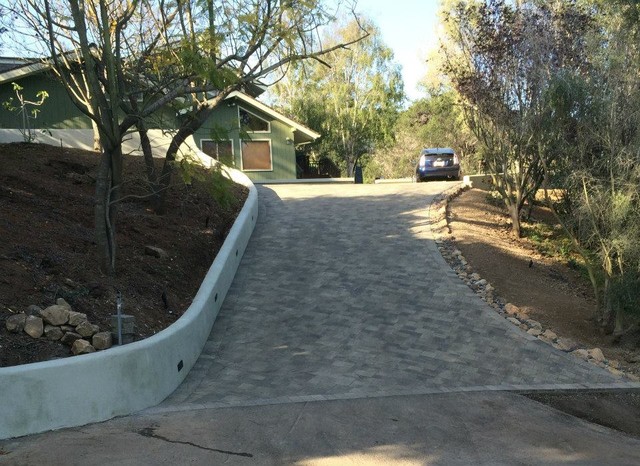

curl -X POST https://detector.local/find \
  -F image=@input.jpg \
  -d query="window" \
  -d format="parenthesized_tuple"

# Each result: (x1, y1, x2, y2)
(241, 140, 272, 171)
(201, 140, 234, 166)
(239, 107, 270, 132)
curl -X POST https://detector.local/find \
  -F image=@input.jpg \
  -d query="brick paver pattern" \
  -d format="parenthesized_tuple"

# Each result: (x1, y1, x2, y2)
(161, 183, 618, 409)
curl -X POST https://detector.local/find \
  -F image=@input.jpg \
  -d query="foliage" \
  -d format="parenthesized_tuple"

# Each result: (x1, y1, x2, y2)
(174, 154, 237, 210)
(530, 0, 640, 334)
(440, 0, 593, 237)
(437, 0, 640, 336)
(12, 0, 365, 273)
(2, 83, 49, 143)
(271, 17, 404, 177)
(366, 89, 477, 181)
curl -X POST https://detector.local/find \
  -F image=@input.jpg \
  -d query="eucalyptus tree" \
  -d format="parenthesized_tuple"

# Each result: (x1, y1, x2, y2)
(13, 0, 365, 274)
(272, 18, 404, 176)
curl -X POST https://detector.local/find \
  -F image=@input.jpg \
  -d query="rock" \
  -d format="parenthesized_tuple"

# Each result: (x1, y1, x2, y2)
(24, 316, 44, 338)
(75, 321, 99, 338)
(68, 311, 88, 327)
(44, 325, 64, 341)
(40, 305, 70, 326)
(26, 305, 42, 316)
(476, 279, 487, 286)
(505, 303, 520, 316)
(485, 284, 494, 292)
(572, 349, 590, 361)
(61, 332, 82, 346)
(507, 317, 521, 326)
(92, 332, 113, 350)
(588, 348, 606, 362)
(538, 335, 554, 345)
(627, 373, 640, 382)
(470, 273, 481, 281)
(526, 319, 543, 330)
(145, 245, 167, 258)
(527, 327, 542, 337)
(63, 278, 77, 288)
(608, 359, 621, 369)
(555, 337, 578, 352)
(6, 314, 27, 333)
(55, 298, 72, 311)
(607, 366, 623, 377)
(71, 339, 96, 355)
(542, 330, 558, 341)
(60, 325, 75, 333)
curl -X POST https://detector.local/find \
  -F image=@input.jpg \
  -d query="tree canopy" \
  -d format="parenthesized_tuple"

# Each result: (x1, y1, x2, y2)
(271, 17, 404, 177)
(10, 0, 367, 273)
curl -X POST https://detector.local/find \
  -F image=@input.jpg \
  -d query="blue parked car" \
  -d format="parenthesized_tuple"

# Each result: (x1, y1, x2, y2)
(415, 148, 461, 181)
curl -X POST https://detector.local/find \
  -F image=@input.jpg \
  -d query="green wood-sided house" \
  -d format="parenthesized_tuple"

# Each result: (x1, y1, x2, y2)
(0, 57, 320, 182)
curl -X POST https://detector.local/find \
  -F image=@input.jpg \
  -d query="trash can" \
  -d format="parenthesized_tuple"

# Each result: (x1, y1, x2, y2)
(354, 165, 363, 184)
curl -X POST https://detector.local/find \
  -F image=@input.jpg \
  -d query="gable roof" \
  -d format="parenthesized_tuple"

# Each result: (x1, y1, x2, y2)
(0, 56, 267, 98)
(0, 56, 320, 144)
(0, 58, 50, 85)
(226, 90, 320, 144)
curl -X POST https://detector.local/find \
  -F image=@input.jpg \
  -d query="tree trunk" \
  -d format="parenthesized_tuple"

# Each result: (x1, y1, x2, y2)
(156, 107, 214, 213)
(613, 307, 625, 340)
(507, 202, 521, 237)
(346, 157, 355, 177)
(92, 120, 102, 152)
(94, 151, 115, 274)
(94, 140, 124, 275)
(136, 123, 161, 211)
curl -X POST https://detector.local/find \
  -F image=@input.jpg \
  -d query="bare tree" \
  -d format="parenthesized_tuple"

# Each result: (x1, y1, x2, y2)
(440, 0, 591, 236)
(13, 0, 367, 274)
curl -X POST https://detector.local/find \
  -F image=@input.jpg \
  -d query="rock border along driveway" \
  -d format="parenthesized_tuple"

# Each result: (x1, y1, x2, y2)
(153, 182, 638, 414)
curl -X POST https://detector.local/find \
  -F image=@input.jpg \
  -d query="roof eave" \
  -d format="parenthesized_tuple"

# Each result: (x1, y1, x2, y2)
(0, 61, 51, 86)
(226, 90, 320, 141)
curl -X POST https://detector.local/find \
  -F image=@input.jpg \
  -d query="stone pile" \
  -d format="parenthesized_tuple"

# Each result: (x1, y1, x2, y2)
(5, 298, 112, 356)
(430, 184, 640, 382)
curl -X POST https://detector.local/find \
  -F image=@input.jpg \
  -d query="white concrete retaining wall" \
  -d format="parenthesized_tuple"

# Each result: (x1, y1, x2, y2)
(253, 178, 355, 184)
(0, 158, 258, 440)
(463, 174, 495, 191)
(374, 178, 414, 184)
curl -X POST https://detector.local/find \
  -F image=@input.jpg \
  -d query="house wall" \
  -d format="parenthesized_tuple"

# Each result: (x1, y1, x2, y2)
(192, 103, 297, 181)
(0, 74, 300, 180)
(0, 72, 179, 132)
(0, 73, 91, 129)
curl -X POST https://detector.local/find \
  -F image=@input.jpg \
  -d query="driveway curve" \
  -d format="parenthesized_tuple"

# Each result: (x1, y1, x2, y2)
(157, 182, 620, 412)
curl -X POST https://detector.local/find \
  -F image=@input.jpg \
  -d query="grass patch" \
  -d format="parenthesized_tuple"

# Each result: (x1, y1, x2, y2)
(521, 219, 591, 279)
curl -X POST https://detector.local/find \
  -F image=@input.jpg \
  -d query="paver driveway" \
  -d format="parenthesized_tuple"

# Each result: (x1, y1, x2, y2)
(157, 182, 619, 412)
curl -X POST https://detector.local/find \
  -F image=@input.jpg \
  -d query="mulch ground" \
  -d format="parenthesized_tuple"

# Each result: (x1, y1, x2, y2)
(0, 142, 247, 367)
(447, 187, 640, 438)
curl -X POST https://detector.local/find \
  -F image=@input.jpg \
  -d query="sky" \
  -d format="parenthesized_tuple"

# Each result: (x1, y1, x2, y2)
(353, 0, 442, 102)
